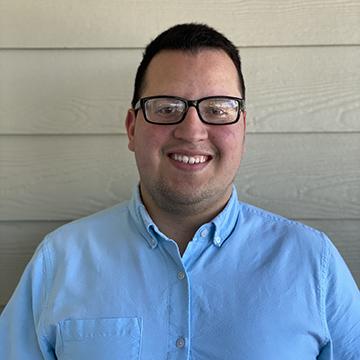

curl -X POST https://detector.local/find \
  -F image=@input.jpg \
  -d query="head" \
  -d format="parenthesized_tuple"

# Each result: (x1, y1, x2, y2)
(131, 23, 245, 108)
(126, 24, 246, 221)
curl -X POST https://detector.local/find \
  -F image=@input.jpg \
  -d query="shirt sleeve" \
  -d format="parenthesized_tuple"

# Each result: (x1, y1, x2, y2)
(0, 242, 55, 359)
(321, 237, 360, 359)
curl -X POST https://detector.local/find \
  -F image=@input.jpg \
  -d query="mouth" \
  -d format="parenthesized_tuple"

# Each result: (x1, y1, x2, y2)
(167, 152, 213, 170)
(170, 153, 210, 165)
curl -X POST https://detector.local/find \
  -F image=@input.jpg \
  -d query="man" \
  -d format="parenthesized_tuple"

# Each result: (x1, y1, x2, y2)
(0, 23, 359, 359)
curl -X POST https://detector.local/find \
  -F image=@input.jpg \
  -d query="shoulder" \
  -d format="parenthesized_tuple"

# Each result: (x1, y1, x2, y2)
(239, 201, 326, 239)
(234, 201, 333, 263)
(41, 201, 132, 255)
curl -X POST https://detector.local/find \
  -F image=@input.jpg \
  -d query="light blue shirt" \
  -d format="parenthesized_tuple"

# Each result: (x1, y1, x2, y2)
(1, 187, 359, 359)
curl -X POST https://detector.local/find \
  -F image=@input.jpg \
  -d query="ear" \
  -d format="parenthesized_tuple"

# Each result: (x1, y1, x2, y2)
(125, 109, 136, 152)
(242, 111, 246, 132)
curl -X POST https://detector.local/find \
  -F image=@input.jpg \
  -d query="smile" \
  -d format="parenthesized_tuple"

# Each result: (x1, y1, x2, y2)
(170, 153, 209, 164)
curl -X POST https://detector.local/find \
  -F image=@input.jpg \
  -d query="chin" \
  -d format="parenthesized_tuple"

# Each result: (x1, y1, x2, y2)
(157, 181, 230, 210)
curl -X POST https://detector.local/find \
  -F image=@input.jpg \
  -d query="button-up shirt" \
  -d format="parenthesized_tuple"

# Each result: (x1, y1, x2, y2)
(1, 186, 359, 359)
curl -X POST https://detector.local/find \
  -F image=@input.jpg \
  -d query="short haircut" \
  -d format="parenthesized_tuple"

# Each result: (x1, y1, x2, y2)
(131, 23, 246, 108)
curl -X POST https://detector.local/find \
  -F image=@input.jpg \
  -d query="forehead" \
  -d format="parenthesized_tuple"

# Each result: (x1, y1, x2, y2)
(142, 49, 241, 98)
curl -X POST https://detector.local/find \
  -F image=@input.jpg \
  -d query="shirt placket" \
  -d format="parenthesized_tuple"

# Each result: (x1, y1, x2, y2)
(161, 240, 191, 360)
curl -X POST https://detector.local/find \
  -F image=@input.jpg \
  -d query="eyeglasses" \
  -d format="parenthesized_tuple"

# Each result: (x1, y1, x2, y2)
(134, 95, 245, 125)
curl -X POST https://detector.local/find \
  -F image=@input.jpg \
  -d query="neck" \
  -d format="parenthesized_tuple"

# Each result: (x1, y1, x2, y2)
(152, 209, 209, 254)
(140, 186, 231, 254)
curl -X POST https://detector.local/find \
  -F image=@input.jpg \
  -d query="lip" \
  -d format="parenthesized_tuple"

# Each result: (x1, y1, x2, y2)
(165, 147, 213, 157)
(166, 150, 213, 171)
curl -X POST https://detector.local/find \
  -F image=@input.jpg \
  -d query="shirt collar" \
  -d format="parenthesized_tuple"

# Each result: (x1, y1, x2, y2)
(128, 185, 161, 249)
(210, 185, 240, 247)
(128, 185, 240, 249)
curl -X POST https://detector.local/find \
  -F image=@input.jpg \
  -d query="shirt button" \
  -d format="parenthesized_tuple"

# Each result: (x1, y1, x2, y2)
(214, 236, 221, 245)
(200, 229, 208, 238)
(177, 271, 185, 280)
(176, 337, 185, 348)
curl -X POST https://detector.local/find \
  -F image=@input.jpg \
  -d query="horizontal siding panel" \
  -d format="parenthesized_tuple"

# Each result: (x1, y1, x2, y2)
(0, 135, 137, 221)
(0, 1, 359, 48)
(1, 47, 359, 134)
(0, 133, 359, 221)
(0, 219, 358, 307)
(0, 49, 137, 135)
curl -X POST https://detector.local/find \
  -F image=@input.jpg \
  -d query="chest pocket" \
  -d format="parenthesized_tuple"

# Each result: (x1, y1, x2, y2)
(56, 317, 142, 360)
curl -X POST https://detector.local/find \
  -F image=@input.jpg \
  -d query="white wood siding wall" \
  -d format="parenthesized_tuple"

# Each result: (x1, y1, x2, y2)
(1, 1, 359, 311)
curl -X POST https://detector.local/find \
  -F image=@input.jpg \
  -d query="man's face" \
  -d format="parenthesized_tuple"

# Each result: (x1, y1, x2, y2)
(126, 49, 245, 216)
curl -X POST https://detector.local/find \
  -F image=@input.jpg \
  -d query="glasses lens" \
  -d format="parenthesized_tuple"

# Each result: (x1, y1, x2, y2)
(199, 97, 239, 124)
(145, 98, 186, 124)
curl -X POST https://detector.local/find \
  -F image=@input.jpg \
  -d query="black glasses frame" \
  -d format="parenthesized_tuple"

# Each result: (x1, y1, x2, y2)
(134, 95, 245, 125)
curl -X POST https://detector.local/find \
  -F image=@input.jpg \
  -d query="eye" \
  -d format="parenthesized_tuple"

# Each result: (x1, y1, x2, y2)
(205, 105, 228, 117)
(150, 100, 185, 117)
(156, 105, 177, 115)
(209, 107, 227, 115)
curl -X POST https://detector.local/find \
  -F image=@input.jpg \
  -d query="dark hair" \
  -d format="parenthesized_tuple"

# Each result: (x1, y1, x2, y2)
(131, 23, 245, 108)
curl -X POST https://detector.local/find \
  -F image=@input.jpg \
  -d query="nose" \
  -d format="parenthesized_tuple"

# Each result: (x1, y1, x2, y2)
(173, 107, 208, 142)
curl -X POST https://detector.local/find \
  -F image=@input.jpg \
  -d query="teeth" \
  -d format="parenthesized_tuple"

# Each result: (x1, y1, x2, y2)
(172, 154, 208, 164)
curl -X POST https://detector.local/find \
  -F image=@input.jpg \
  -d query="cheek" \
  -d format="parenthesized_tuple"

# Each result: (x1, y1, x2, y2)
(211, 126, 244, 159)
(133, 127, 167, 163)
